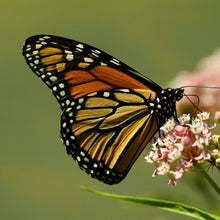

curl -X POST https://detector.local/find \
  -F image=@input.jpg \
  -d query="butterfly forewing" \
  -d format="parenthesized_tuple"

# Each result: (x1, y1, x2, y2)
(22, 35, 181, 184)
(23, 35, 162, 106)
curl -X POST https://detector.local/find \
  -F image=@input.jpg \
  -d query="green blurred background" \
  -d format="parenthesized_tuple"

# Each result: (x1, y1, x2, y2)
(1, 1, 220, 219)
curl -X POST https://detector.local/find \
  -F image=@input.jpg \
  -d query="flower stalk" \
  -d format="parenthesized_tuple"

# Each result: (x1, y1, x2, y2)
(195, 163, 220, 196)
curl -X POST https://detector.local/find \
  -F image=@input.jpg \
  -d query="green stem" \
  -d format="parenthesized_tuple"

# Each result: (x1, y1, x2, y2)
(196, 164, 220, 196)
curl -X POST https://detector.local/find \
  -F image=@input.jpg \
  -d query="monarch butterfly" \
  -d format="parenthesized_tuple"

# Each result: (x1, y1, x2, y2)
(23, 35, 184, 184)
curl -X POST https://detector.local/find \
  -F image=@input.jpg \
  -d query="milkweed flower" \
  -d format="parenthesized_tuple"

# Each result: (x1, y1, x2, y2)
(145, 112, 219, 186)
(168, 49, 220, 114)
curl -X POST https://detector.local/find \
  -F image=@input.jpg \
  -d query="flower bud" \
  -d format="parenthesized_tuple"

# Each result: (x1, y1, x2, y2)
(182, 136, 191, 147)
(216, 158, 220, 168)
(214, 111, 220, 123)
(212, 135, 220, 148)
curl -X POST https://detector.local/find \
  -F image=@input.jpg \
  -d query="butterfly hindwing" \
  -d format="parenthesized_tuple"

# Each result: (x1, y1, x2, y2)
(60, 89, 160, 184)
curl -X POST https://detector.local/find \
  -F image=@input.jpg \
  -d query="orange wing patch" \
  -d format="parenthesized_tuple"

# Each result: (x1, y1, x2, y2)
(39, 47, 63, 56)
(41, 54, 63, 65)
(88, 132, 115, 160)
(114, 115, 158, 172)
(65, 70, 96, 85)
(100, 105, 148, 129)
(64, 66, 151, 99)
(104, 114, 152, 171)
(69, 81, 113, 99)
(90, 66, 150, 90)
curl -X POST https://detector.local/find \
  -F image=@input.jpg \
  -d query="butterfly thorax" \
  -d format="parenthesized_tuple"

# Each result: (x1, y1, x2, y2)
(149, 88, 184, 121)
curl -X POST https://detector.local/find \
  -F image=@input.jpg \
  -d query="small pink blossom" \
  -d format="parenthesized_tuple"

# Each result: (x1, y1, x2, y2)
(145, 112, 218, 185)
(178, 114, 191, 124)
(168, 148, 181, 161)
(157, 162, 170, 175)
(198, 112, 210, 121)
(215, 111, 220, 123)
(191, 119, 204, 134)
(160, 119, 175, 134)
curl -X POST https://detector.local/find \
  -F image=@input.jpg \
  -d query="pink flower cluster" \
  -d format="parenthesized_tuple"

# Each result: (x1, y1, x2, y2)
(168, 49, 220, 114)
(145, 112, 216, 186)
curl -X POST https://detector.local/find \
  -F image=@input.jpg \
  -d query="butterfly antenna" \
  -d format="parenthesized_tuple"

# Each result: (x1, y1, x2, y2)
(180, 85, 220, 113)
(183, 94, 203, 113)
(180, 85, 220, 90)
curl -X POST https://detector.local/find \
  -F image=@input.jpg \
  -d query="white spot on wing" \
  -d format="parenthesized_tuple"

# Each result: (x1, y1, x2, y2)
(65, 50, 72, 54)
(100, 62, 107, 66)
(84, 57, 94, 63)
(95, 50, 101, 54)
(84, 157, 90, 162)
(66, 54, 74, 61)
(80, 151, 85, 156)
(68, 112, 73, 117)
(66, 108, 71, 112)
(91, 53, 99, 57)
(87, 92, 97, 97)
(76, 48, 83, 52)
(76, 43, 84, 48)
(65, 100, 70, 105)
(59, 83, 64, 88)
(110, 60, 120, 65)
(70, 136, 75, 140)
(60, 91, 65, 96)
(78, 98, 84, 103)
(50, 76, 57, 82)
(35, 44, 42, 49)
(103, 92, 110, 97)
(119, 89, 130, 93)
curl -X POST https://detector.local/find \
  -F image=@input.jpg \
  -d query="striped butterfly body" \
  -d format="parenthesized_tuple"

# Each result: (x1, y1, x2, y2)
(23, 35, 184, 184)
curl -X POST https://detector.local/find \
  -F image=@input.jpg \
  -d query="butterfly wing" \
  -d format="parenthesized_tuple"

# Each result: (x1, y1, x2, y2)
(23, 35, 163, 184)
(60, 89, 160, 184)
